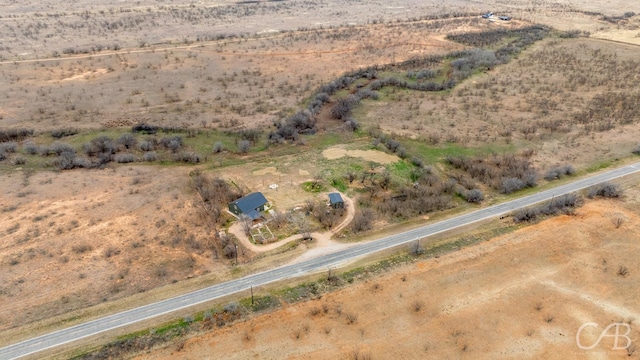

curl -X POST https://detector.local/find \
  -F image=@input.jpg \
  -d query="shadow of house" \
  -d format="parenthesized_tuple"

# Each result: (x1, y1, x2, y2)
(228, 192, 269, 220)
(328, 192, 344, 209)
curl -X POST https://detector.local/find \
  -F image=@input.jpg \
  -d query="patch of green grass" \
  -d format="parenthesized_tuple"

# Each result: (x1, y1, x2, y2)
(584, 160, 613, 173)
(404, 139, 515, 165)
(330, 177, 348, 192)
(309, 132, 344, 149)
(302, 181, 326, 193)
(61, 129, 128, 148)
(239, 294, 280, 312)
(387, 160, 415, 182)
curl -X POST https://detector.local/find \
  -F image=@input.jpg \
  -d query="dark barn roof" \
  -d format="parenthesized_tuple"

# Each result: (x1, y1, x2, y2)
(232, 192, 268, 214)
(328, 192, 344, 204)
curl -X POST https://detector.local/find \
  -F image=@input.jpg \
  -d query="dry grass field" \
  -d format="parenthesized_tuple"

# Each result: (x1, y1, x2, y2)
(2, 0, 640, 358)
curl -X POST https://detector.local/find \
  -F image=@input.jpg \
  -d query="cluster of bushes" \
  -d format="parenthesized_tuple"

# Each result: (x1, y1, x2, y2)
(493, 25, 549, 62)
(51, 128, 79, 139)
(269, 69, 379, 143)
(305, 200, 346, 230)
(269, 110, 317, 144)
(406, 69, 439, 80)
(375, 168, 455, 219)
(0, 141, 18, 162)
(132, 124, 193, 135)
(351, 208, 375, 233)
(447, 26, 548, 47)
(600, 11, 636, 24)
(513, 193, 582, 223)
(464, 189, 485, 203)
(574, 92, 640, 132)
(369, 131, 413, 159)
(1, 130, 207, 169)
(369, 76, 456, 92)
(0, 128, 33, 142)
(447, 154, 538, 194)
(450, 48, 499, 80)
(586, 182, 622, 199)
(543, 164, 575, 181)
(329, 88, 379, 120)
(263, 27, 549, 149)
(558, 30, 583, 38)
(191, 170, 243, 226)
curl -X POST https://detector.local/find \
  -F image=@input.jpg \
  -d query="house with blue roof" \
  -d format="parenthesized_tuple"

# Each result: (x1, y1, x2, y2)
(228, 192, 269, 220)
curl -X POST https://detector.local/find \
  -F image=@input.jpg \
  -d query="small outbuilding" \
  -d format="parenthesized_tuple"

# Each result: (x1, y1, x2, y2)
(328, 192, 344, 209)
(228, 192, 269, 220)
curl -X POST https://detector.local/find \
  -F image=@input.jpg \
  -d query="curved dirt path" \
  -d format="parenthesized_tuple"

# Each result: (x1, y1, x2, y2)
(228, 192, 356, 257)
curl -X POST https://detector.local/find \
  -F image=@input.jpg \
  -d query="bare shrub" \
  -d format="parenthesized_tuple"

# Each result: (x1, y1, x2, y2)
(514, 194, 581, 223)
(351, 209, 374, 233)
(56, 152, 90, 170)
(103, 246, 121, 258)
(618, 266, 629, 277)
(412, 300, 425, 312)
(0, 141, 18, 153)
(544, 164, 575, 181)
(212, 141, 224, 153)
(611, 214, 626, 228)
(139, 140, 155, 152)
(0, 128, 33, 142)
(586, 182, 622, 198)
(23, 141, 38, 155)
(500, 177, 526, 194)
(344, 119, 359, 132)
(447, 154, 537, 193)
(51, 128, 78, 139)
(143, 152, 157, 162)
(72, 243, 93, 254)
(465, 189, 484, 203)
(12, 156, 26, 165)
(174, 152, 201, 163)
(114, 153, 135, 163)
(350, 349, 372, 360)
(161, 136, 183, 153)
(237, 140, 251, 154)
(51, 142, 76, 156)
(117, 133, 137, 149)
(85, 136, 114, 155)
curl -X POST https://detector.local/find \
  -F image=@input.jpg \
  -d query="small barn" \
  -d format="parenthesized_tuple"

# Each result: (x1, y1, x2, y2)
(328, 192, 344, 209)
(228, 192, 269, 220)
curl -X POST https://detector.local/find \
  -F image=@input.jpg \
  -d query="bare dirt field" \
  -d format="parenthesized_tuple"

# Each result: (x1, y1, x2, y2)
(0, 166, 223, 335)
(135, 196, 640, 360)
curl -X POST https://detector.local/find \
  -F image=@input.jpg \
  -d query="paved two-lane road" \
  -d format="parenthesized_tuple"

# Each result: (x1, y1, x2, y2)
(2, 162, 640, 360)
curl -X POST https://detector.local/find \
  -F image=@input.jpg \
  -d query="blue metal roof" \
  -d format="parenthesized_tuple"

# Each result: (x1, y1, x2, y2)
(244, 209, 262, 220)
(232, 192, 268, 214)
(328, 192, 343, 204)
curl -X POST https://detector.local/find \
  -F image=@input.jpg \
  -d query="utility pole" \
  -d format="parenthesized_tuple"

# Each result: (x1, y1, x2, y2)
(235, 244, 238, 265)
(251, 284, 254, 305)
